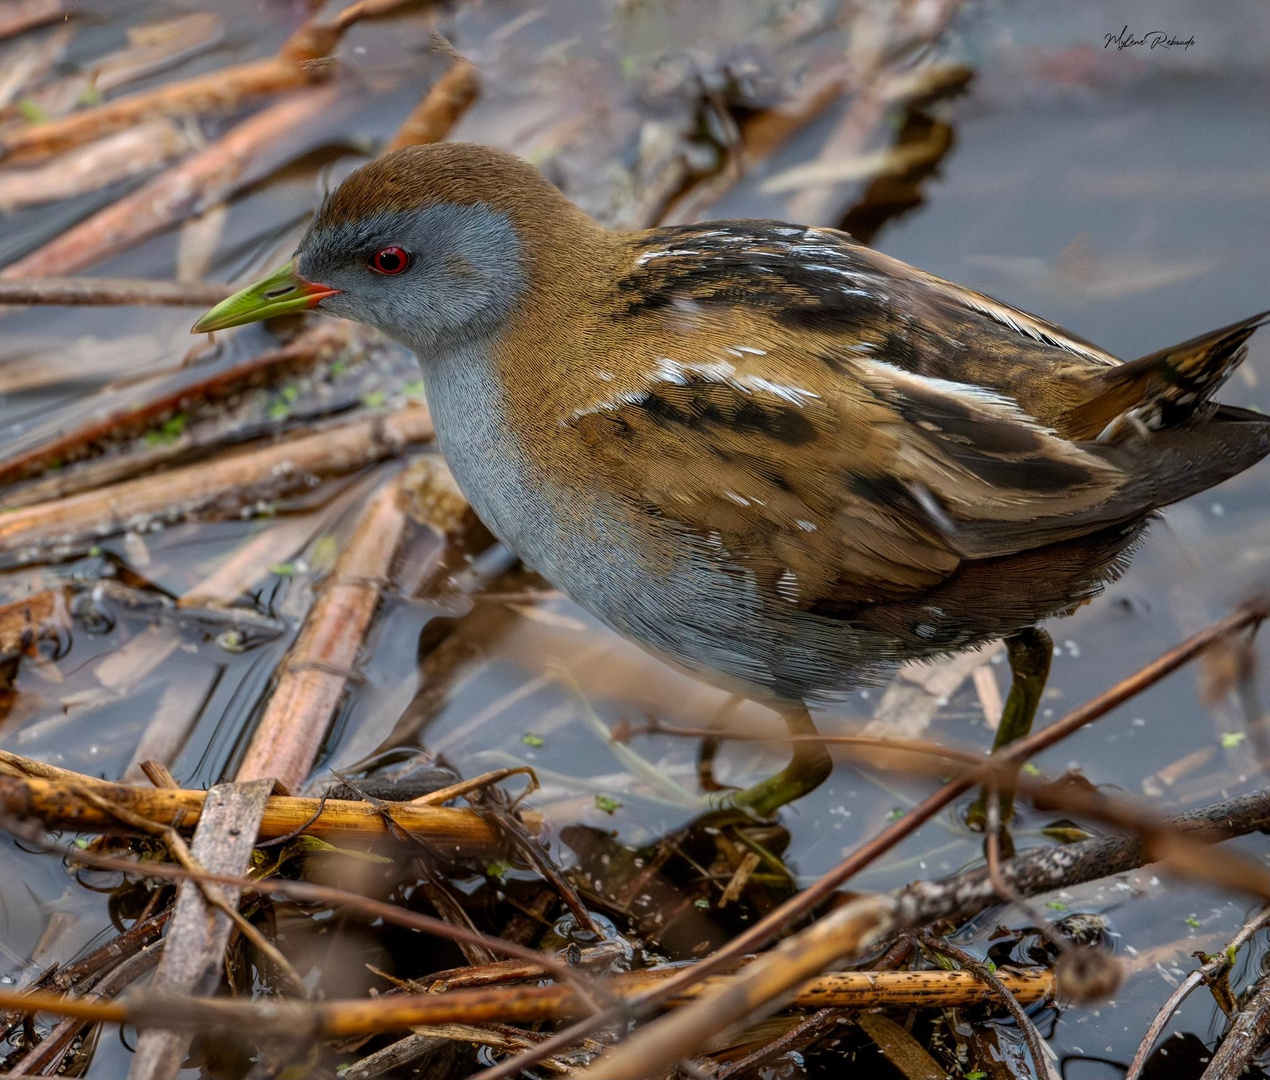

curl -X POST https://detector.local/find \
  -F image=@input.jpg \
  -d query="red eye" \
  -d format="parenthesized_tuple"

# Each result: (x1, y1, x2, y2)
(368, 246, 409, 275)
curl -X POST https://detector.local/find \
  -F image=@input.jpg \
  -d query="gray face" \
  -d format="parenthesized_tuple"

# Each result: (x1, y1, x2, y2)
(295, 202, 527, 357)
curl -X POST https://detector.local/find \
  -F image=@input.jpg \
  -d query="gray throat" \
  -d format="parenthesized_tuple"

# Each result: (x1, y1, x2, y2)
(416, 339, 555, 568)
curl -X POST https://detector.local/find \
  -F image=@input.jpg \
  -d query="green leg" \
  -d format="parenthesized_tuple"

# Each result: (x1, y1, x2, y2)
(713, 705, 833, 818)
(967, 626, 1052, 830)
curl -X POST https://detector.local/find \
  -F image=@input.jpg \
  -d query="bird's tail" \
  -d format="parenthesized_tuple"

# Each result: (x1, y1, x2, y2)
(1060, 310, 1270, 441)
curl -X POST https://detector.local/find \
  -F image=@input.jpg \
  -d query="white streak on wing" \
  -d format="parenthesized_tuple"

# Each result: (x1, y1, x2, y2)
(738, 375, 821, 405)
(908, 483, 958, 536)
(635, 248, 703, 265)
(942, 291, 1117, 366)
(776, 569, 800, 603)
(568, 358, 820, 421)
(790, 242, 855, 261)
(799, 262, 861, 279)
(868, 359, 1026, 415)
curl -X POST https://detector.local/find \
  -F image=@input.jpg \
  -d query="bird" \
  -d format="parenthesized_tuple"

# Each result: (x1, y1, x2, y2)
(194, 142, 1270, 817)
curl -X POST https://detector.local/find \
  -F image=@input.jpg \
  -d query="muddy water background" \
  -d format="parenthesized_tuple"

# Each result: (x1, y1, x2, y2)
(1, 0, 1270, 1077)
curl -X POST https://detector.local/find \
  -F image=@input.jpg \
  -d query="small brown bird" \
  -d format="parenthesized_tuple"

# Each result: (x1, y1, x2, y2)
(195, 143, 1269, 815)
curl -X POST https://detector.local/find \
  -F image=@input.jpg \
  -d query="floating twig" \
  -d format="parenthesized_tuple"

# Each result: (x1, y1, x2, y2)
(0, 0, 64, 44)
(385, 56, 480, 152)
(0, 121, 199, 211)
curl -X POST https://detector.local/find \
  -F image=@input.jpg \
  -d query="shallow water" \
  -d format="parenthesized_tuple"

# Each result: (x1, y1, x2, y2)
(1, 0, 1269, 1077)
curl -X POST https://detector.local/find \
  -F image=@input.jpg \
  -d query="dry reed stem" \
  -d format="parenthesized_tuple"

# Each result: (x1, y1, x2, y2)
(0, 322, 350, 497)
(385, 59, 480, 152)
(1, 86, 339, 278)
(0, 774, 527, 851)
(235, 477, 409, 790)
(0, 56, 322, 163)
(0, 120, 200, 211)
(0, 278, 232, 306)
(0, 968, 1057, 1036)
(0, 0, 62, 43)
(0, 404, 433, 553)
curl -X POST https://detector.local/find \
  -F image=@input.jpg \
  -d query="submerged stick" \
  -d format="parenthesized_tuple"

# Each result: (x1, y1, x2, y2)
(236, 477, 410, 791)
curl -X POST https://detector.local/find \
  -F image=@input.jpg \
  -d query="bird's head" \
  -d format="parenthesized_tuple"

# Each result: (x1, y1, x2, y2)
(193, 143, 598, 355)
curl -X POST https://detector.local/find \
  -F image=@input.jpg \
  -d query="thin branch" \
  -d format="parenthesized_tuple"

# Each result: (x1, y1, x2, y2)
(1200, 970, 1270, 1080)
(0, 773, 528, 851)
(0, 967, 1058, 1035)
(476, 601, 1270, 1080)
(0, 278, 232, 306)
(1126, 904, 1270, 1080)
(578, 780, 1270, 1080)
(919, 930, 1057, 1080)
(0, 405, 433, 553)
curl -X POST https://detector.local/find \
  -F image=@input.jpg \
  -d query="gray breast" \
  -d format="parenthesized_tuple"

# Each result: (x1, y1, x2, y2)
(418, 341, 868, 701)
